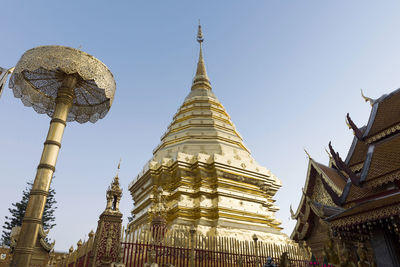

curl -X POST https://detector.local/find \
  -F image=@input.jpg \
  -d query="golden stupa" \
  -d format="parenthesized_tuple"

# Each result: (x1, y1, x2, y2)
(128, 24, 289, 244)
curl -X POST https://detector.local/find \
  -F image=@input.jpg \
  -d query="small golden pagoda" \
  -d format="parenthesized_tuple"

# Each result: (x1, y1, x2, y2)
(128, 24, 289, 243)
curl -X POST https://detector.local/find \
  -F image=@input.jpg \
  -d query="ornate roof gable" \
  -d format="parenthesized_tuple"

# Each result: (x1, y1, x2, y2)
(362, 88, 400, 143)
(290, 158, 344, 240)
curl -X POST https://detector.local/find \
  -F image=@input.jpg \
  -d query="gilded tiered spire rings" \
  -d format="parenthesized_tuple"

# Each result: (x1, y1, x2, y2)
(192, 22, 212, 90)
(197, 22, 204, 43)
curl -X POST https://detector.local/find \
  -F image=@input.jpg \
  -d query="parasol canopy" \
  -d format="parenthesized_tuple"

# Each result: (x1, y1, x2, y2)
(9, 46, 116, 123)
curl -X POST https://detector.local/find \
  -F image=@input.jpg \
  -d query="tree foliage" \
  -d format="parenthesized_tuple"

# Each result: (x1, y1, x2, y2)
(1, 181, 57, 246)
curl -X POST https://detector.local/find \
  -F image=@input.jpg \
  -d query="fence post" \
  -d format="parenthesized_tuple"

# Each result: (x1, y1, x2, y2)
(238, 255, 243, 267)
(189, 226, 196, 267)
(252, 234, 260, 266)
(67, 246, 73, 267)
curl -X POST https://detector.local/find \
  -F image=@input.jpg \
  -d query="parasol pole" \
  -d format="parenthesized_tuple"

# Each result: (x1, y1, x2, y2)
(12, 75, 77, 267)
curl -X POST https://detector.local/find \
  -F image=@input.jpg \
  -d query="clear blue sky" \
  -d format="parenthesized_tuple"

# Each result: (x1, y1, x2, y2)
(2, 1, 400, 251)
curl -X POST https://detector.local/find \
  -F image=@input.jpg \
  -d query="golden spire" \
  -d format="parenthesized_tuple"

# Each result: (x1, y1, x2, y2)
(116, 158, 121, 177)
(191, 22, 212, 90)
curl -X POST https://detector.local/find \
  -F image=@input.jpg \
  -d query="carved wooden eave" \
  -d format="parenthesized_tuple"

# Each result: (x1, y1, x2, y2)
(308, 200, 344, 219)
(326, 191, 400, 228)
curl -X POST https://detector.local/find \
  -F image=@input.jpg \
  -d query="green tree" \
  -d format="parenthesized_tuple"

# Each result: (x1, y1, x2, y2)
(1, 180, 57, 246)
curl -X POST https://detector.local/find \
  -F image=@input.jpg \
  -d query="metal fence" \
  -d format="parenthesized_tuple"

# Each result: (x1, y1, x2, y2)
(121, 226, 310, 267)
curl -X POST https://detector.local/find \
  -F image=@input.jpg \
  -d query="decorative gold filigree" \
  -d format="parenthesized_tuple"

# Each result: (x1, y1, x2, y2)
(366, 123, 400, 144)
(311, 176, 336, 206)
(365, 169, 400, 188)
(148, 186, 168, 221)
(331, 203, 400, 228)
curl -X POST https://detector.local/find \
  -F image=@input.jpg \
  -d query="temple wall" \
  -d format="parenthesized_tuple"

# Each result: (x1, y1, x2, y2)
(305, 216, 330, 261)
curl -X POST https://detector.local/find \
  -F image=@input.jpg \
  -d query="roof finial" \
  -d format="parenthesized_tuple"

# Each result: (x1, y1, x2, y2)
(304, 148, 312, 159)
(290, 204, 296, 219)
(116, 158, 121, 177)
(192, 21, 211, 90)
(360, 89, 374, 106)
(345, 116, 352, 129)
(325, 148, 332, 159)
(197, 20, 204, 44)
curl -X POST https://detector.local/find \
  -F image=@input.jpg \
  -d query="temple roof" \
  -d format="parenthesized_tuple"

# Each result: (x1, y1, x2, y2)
(359, 133, 400, 187)
(309, 200, 344, 219)
(344, 127, 368, 170)
(344, 182, 388, 204)
(290, 157, 346, 240)
(327, 191, 400, 228)
(363, 88, 400, 141)
(315, 162, 347, 192)
(292, 88, 400, 237)
(292, 159, 344, 220)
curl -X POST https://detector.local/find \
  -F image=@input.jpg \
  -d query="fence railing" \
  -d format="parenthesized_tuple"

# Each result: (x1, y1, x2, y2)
(48, 230, 95, 267)
(50, 225, 310, 267)
(121, 225, 310, 267)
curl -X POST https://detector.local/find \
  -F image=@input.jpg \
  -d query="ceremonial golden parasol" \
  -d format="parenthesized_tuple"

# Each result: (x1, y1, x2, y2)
(8, 46, 116, 267)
